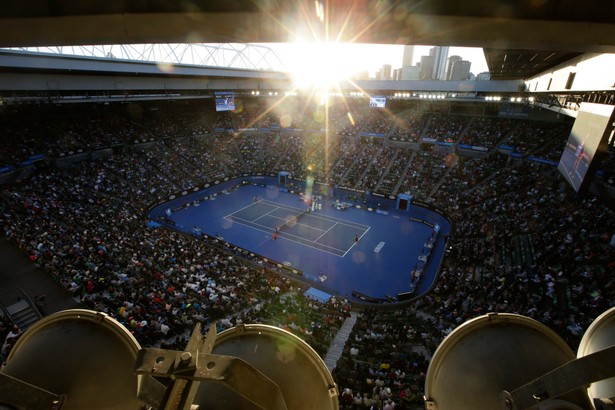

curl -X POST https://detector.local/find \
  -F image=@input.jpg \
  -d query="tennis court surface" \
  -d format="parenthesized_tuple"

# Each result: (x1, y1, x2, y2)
(225, 200, 369, 257)
(149, 176, 451, 303)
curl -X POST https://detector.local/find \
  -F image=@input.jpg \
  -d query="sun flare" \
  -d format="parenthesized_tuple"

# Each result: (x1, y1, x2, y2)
(286, 41, 358, 90)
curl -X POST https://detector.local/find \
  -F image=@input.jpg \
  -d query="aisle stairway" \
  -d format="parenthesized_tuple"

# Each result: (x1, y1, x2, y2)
(0, 288, 42, 330)
(323, 311, 358, 370)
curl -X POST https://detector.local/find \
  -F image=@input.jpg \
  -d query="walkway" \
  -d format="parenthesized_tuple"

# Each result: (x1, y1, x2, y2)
(0, 238, 80, 319)
(323, 310, 359, 370)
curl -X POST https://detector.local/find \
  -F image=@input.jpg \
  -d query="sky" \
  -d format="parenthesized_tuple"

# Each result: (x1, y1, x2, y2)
(265, 43, 489, 79)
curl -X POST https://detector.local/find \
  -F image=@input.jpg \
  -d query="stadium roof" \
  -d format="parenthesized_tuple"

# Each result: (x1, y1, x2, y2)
(0, 0, 614, 80)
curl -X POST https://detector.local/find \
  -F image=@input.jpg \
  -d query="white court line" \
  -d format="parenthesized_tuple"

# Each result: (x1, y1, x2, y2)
(341, 226, 372, 258)
(289, 218, 327, 233)
(260, 199, 369, 231)
(226, 200, 371, 257)
(252, 206, 285, 224)
(314, 222, 338, 242)
(224, 199, 276, 220)
(224, 199, 271, 218)
(256, 207, 328, 233)
(224, 215, 346, 257)
(228, 212, 328, 238)
(359, 226, 371, 241)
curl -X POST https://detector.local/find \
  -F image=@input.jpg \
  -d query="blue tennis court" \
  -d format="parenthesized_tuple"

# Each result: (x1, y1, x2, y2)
(225, 200, 369, 257)
(149, 176, 451, 303)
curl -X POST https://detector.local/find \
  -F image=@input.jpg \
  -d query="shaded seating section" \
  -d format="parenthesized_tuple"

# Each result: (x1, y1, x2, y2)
(332, 308, 439, 409)
(0, 100, 614, 409)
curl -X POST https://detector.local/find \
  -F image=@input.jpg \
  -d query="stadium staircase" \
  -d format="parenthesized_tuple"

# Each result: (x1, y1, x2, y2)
(454, 117, 476, 144)
(353, 146, 383, 189)
(511, 234, 536, 270)
(419, 115, 434, 140)
(529, 137, 560, 159)
(489, 122, 523, 155)
(273, 140, 295, 170)
(339, 147, 366, 185)
(495, 233, 537, 273)
(464, 169, 501, 196)
(392, 151, 417, 195)
(427, 164, 455, 199)
(0, 288, 42, 330)
(323, 311, 358, 371)
(374, 149, 399, 192)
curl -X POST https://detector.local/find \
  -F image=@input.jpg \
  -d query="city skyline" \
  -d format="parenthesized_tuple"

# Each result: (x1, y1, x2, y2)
(266, 43, 489, 80)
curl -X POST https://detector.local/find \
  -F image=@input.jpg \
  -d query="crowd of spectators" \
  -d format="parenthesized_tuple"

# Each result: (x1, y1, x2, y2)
(504, 120, 571, 157)
(396, 151, 448, 199)
(389, 112, 429, 143)
(334, 307, 435, 409)
(333, 156, 614, 409)
(361, 110, 394, 135)
(422, 113, 470, 143)
(341, 141, 384, 190)
(0, 157, 345, 354)
(459, 117, 517, 148)
(1, 99, 614, 409)
(377, 149, 415, 195)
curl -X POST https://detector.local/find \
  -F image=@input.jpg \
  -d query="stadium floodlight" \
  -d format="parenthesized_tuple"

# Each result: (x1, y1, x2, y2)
(424, 309, 615, 410)
(0, 310, 340, 410)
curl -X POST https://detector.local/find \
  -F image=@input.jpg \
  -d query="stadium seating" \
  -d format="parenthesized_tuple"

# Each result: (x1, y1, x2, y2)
(1, 100, 614, 409)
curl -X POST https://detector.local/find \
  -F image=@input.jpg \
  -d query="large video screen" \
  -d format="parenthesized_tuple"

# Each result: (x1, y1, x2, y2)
(215, 92, 235, 112)
(369, 96, 386, 108)
(557, 102, 614, 192)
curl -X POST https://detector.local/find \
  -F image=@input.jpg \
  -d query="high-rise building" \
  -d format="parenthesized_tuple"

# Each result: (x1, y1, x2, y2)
(402, 45, 415, 67)
(420, 54, 435, 80)
(448, 60, 472, 81)
(378, 64, 392, 80)
(401, 65, 420, 80)
(419, 46, 450, 80)
(392, 68, 401, 81)
(432, 46, 449, 80)
(445, 55, 462, 80)
(399, 45, 419, 81)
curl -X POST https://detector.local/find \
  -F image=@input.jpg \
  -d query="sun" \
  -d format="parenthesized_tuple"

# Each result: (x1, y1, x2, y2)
(286, 41, 358, 90)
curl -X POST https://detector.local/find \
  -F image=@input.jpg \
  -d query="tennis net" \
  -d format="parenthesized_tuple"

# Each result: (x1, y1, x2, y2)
(277, 208, 311, 233)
